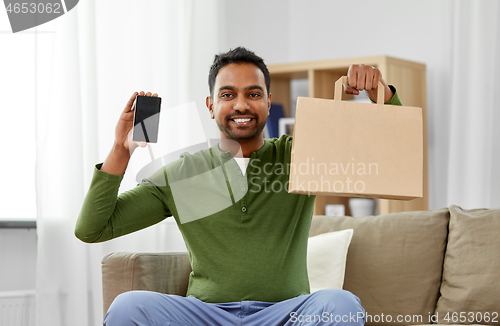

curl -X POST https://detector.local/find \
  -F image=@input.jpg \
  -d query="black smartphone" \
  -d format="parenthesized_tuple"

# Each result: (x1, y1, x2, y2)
(133, 95, 162, 143)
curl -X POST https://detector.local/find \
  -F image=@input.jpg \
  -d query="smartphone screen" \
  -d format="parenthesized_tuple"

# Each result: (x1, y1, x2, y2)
(133, 95, 162, 143)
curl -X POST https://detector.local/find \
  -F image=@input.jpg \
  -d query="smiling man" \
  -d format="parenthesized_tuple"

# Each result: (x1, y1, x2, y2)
(207, 52, 272, 159)
(209, 63, 269, 141)
(76, 47, 402, 325)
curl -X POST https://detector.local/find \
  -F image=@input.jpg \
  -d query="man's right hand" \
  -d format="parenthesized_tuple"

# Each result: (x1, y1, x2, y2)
(101, 91, 159, 175)
(116, 91, 159, 152)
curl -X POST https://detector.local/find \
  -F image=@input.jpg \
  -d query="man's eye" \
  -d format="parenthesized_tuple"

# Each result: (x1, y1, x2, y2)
(249, 93, 261, 98)
(221, 93, 233, 98)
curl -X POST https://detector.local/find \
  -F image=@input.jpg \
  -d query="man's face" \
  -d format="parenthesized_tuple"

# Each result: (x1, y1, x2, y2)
(207, 63, 271, 141)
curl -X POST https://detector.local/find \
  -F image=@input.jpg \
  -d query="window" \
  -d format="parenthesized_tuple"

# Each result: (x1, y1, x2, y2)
(0, 12, 37, 220)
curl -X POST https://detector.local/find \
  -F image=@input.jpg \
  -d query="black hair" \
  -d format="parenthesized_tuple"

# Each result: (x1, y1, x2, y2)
(208, 47, 270, 97)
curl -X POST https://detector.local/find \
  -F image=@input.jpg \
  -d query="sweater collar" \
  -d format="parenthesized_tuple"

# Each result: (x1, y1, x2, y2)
(212, 139, 270, 159)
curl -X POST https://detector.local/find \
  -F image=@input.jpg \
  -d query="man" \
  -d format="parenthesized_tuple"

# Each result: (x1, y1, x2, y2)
(76, 47, 402, 325)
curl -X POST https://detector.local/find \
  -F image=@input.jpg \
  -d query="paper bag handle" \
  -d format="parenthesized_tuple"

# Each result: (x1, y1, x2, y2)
(334, 76, 385, 105)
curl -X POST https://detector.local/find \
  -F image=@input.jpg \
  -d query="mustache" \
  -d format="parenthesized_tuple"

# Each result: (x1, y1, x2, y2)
(225, 110, 258, 120)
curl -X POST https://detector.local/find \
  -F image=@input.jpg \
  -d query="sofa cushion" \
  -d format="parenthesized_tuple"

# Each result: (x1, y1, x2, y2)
(435, 205, 500, 325)
(310, 208, 449, 325)
(307, 229, 354, 292)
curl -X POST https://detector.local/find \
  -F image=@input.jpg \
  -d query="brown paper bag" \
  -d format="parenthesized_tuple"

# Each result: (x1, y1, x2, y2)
(288, 76, 423, 200)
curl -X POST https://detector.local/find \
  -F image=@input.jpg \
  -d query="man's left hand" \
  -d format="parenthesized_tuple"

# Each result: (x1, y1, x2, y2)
(345, 64, 394, 103)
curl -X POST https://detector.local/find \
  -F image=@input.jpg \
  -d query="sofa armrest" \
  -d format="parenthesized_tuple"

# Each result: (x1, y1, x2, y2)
(101, 252, 191, 316)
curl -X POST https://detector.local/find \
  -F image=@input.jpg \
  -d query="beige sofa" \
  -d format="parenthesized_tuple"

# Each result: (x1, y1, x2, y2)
(101, 205, 500, 325)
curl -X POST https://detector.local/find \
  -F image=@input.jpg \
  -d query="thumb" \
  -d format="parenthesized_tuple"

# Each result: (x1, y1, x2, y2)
(344, 85, 360, 95)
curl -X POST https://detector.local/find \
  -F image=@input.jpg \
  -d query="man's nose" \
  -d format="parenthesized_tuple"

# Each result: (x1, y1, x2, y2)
(233, 96, 250, 111)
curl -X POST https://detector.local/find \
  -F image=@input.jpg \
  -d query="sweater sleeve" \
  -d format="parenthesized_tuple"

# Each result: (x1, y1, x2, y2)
(75, 163, 171, 243)
(371, 85, 403, 106)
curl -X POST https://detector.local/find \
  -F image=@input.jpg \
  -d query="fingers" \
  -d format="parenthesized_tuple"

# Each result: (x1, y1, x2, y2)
(344, 86, 360, 95)
(143, 92, 157, 97)
(124, 91, 139, 112)
(352, 67, 366, 91)
(137, 91, 158, 97)
(346, 64, 382, 92)
(125, 91, 159, 112)
(140, 91, 158, 97)
(128, 91, 145, 113)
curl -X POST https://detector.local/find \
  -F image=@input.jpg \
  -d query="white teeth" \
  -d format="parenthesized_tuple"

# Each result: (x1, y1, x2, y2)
(233, 118, 251, 123)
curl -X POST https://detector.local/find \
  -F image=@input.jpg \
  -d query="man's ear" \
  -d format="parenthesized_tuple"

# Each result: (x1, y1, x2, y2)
(267, 93, 272, 116)
(206, 96, 215, 119)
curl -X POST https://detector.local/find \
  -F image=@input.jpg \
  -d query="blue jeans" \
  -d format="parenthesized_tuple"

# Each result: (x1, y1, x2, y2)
(103, 289, 365, 325)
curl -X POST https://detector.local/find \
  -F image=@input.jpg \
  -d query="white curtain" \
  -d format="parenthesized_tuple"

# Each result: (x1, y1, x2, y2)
(446, 0, 500, 209)
(35, 1, 219, 325)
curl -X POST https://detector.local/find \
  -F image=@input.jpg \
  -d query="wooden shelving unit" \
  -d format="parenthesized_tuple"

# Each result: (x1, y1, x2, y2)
(268, 55, 428, 215)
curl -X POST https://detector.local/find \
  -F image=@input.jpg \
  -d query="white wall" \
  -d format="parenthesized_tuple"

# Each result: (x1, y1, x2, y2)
(220, 0, 455, 209)
(0, 229, 37, 291)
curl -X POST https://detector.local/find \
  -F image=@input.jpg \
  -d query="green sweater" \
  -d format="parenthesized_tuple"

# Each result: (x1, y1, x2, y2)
(76, 135, 314, 303)
(76, 90, 403, 303)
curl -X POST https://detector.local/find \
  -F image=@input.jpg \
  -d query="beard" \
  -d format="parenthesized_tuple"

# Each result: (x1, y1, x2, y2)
(216, 110, 267, 141)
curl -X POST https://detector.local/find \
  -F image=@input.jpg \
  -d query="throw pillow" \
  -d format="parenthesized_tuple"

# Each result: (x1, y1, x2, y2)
(309, 209, 450, 326)
(435, 205, 500, 325)
(307, 228, 354, 292)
